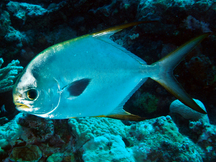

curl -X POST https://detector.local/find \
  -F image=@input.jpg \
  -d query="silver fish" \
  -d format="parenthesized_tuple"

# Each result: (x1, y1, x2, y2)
(13, 22, 207, 120)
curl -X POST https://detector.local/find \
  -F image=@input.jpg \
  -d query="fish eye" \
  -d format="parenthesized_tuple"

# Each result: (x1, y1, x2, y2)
(26, 89, 38, 100)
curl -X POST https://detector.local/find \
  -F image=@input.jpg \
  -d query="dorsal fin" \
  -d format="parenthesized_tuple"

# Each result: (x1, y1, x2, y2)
(92, 21, 157, 65)
(91, 21, 157, 37)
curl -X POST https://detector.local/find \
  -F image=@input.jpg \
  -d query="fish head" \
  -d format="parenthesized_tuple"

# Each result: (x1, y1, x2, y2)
(13, 67, 60, 118)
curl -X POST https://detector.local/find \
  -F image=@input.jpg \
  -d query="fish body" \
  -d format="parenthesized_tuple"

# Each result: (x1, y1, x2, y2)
(13, 22, 207, 119)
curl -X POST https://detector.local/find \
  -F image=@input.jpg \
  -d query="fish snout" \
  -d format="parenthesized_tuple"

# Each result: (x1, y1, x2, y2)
(14, 102, 30, 110)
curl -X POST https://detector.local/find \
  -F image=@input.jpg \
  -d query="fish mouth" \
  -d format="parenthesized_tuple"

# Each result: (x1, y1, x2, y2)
(15, 103, 30, 109)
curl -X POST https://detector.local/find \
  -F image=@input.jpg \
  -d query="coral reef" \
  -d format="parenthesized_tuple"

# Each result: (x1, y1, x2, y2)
(69, 116, 204, 162)
(17, 113, 54, 144)
(0, 113, 22, 155)
(170, 99, 209, 123)
(68, 117, 127, 147)
(0, 58, 23, 93)
(7, 1, 47, 21)
(0, 112, 215, 161)
(46, 152, 75, 162)
(189, 120, 216, 161)
(0, 0, 215, 161)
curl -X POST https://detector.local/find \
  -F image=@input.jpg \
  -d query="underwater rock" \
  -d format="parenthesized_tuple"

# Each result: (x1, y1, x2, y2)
(6, 1, 67, 25)
(69, 116, 204, 161)
(0, 11, 11, 37)
(68, 117, 127, 147)
(183, 15, 212, 33)
(189, 120, 216, 161)
(48, 134, 65, 147)
(4, 27, 28, 48)
(9, 145, 42, 162)
(46, 152, 75, 162)
(82, 134, 134, 162)
(17, 113, 54, 144)
(0, 112, 215, 161)
(127, 116, 203, 161)
(0, 58, 23, 93)
(185, 54, 215, 88)
(0, 113, 23, 149)
(7, 1, 47, 22)
(170, 99, 209, 123)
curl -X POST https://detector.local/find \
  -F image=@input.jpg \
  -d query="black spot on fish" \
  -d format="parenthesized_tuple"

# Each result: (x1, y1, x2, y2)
(31, 68, 40, 80)
(67, 78, 91, 96)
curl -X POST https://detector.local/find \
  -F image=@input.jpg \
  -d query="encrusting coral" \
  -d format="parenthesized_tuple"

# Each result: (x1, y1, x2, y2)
(0, 58, 23, 93)
(169, 99, 209, 123)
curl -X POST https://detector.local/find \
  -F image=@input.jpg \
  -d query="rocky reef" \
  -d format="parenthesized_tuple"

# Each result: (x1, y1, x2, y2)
(0, 0, 216, 161)
(0, 112, 215, 161)
(0, 58, 23, 125)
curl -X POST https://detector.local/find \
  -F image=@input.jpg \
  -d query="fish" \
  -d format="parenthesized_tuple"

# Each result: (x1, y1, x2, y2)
(12, 21, 208, 120)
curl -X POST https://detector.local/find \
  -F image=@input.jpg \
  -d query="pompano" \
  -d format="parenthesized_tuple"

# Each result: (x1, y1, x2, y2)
(13, 22, 207, 120)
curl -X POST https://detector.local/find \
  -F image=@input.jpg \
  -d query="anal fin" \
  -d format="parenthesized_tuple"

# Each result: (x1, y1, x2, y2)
(93, 111, 146, 121)
(106, 112, 146, 121)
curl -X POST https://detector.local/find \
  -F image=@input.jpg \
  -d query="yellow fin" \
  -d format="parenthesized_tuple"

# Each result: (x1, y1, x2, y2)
(91, 21, 157, 37)
(94, 111, 146, 121)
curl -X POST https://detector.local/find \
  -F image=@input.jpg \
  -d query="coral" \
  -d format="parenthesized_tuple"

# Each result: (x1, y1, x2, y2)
(0, 113, 23, 148)
(0, 112, 215, 161)
(68, 117, 127, 147)
(127, 116, 203, 161)
(129, 33, 139, 40)
(184, 15, 212, 33)
(17, 113, 54, 144)
(6, 1, 67, 23)
(69, 116, 204, 161)
(7, 1, 47, 22)
(0, 58, 23, 93)
(189, 121, 216, 161)
(46, 152, 75, 162)
(9, 145, 42, 162)
(4, 27, 28, 48)
(82, 134, 134, 162)
(170, 99, 209, 123)
(0, 11, 11, 37)
(185, 54, 215, 88)
(48, 134, 65, 147)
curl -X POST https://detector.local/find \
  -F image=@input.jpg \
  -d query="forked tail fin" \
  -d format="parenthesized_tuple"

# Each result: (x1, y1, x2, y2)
(150, 34, 209, 114)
